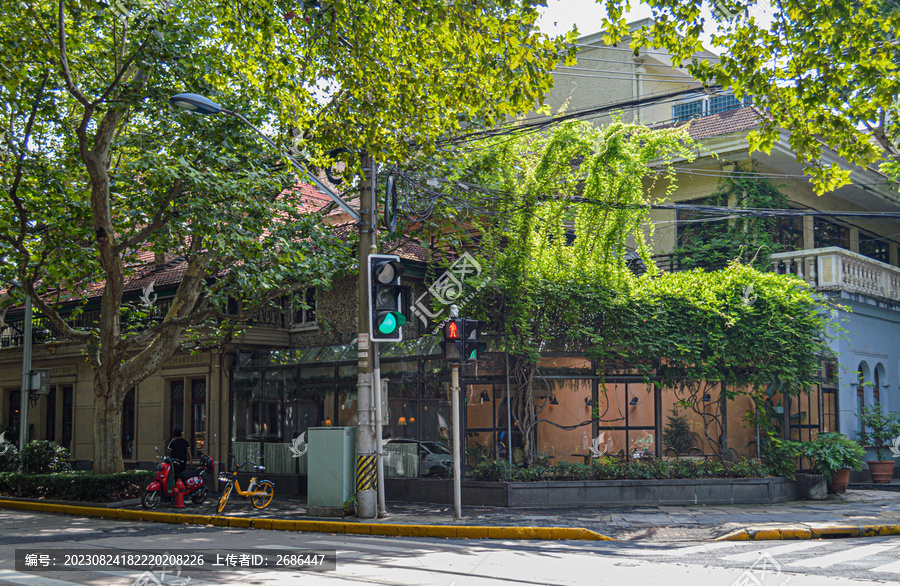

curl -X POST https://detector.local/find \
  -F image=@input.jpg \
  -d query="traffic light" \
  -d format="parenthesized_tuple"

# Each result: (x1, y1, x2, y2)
(369, 254, 406, 342)
(440, 318, 465, 362)
(463, 318, 486, 361)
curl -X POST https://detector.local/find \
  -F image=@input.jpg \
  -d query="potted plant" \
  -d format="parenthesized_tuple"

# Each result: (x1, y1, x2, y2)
(803, 432, 865, 493)
(857, 404, 900, 483)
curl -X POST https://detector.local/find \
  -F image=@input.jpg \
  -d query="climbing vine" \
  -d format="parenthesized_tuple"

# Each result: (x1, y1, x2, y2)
(413, 121, 836, 464)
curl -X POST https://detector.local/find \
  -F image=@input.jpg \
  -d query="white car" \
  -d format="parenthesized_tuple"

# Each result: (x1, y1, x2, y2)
(385, 439, 453, 477)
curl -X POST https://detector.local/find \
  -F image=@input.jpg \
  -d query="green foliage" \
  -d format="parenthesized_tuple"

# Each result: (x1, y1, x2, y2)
(803, 432, 866, 481)
(672, 173, 793, 271)
(662, 409, 699, 454)
(0, 470, 153, 502)
(0, 442, 19, 472)
(20, 441, 72, 474)
(857, 404, 900, 461)
(1, 0, 569, 473)
(759, 434, 803, 480)
(602, 0, 900, 194)
(470, 457, 771, 481)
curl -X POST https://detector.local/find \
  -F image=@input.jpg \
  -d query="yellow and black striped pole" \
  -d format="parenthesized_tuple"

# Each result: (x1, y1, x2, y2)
(356, 454, 377, 493)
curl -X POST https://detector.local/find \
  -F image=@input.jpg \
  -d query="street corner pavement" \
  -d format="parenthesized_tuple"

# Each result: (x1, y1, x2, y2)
(4, 488, 900, 543)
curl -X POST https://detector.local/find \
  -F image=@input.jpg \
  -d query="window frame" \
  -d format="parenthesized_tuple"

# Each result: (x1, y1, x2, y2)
(290, 287, 318, 332)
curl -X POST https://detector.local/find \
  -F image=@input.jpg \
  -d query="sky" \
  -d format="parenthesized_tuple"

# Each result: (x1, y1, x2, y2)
(537, 0, 651, 39)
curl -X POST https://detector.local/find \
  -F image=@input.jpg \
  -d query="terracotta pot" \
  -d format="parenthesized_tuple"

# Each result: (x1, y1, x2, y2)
(867, 460, 895, 484)
(828, 468, 851, 493)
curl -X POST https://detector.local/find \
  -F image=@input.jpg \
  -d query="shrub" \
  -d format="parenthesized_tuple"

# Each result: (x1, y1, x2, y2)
(470, 456, 772, 481)
(759, 434, 803, 480)
(0, 470, 154, 502)
(662, 410, 699, 454)
(0, 442, 20, 472)
(20, 440, 71, 474)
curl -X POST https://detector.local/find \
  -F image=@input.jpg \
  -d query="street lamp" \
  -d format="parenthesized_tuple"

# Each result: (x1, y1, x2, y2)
(170, 92, 383, 519)
(168, 93, 359, 222)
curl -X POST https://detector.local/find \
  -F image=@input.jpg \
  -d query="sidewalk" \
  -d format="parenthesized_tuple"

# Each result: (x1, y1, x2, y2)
(121, 487, 900, 542)
(3, 488, 900, 542)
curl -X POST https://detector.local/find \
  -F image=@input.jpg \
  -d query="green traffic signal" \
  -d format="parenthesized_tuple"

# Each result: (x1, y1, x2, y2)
(376, 311, 406, 334)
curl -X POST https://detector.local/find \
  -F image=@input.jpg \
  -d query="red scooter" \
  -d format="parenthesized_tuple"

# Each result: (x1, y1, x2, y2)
(141, 447, 214, 509)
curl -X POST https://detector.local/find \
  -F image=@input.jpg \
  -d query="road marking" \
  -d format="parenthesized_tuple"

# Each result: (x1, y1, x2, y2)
(289, 540, 434, 554)
(788, 543, 900, 568)
(637, 542, 745, 557)
(723, 541, 824, 562)
(0, 569, 81, 585)
(871, 559, 900, 574)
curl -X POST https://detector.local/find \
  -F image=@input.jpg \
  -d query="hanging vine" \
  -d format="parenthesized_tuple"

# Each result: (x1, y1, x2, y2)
(410, 121, 836, 465)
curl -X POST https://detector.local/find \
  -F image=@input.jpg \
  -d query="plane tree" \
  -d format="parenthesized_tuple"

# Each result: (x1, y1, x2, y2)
(0, 0, 571, 473)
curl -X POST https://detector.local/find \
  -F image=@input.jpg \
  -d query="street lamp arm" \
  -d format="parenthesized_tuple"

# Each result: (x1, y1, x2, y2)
(221, 109, 361, 222)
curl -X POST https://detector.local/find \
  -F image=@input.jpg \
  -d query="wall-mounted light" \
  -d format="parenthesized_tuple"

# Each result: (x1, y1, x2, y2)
(703, 394, 711, 403)
(549, 395, 559, 405)
(480, 391, 491, 403)
(398, 416, 407, 426)
(409, 417, 415, 424)
(629, 396, 638, 406)
(325, 418, 332, 426)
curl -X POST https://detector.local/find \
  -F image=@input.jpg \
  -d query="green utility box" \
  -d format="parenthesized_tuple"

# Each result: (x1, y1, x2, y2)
(307, 426, 357, 508)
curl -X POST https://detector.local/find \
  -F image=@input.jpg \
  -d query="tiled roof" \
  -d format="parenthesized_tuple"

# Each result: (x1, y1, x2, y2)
(673, 106, 761, 139)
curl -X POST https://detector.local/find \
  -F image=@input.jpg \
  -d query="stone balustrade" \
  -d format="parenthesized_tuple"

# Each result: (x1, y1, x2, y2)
(770, 247, 900, 304)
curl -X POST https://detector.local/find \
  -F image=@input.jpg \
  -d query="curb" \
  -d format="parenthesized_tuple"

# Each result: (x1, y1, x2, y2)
(0, 499, 614, 542)
(716, 524, 900, 541)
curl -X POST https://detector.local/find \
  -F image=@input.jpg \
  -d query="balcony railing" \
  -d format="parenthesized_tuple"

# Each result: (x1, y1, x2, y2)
(770, 247, 900, 304)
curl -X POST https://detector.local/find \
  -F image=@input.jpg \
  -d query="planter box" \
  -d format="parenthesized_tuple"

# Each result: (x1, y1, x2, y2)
(385, 477, 796, 508)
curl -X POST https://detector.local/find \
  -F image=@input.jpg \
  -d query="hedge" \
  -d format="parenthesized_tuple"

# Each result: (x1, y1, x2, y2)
(472, 457, 771, 482)
(0, 470, 154, 502)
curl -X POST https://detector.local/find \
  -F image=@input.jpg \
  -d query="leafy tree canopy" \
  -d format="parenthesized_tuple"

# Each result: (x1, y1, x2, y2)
(602, 0, 900, 194)
(0, 0, 571, 473)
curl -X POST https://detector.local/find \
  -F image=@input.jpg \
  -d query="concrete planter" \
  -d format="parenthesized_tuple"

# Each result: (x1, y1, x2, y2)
(795, 473, 827, 500)
(385, 477, 796, 508)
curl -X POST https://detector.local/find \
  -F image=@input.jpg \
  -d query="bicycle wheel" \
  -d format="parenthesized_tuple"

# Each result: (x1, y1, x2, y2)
(217, 483, 233, 514)
(250, 480, 274, 509)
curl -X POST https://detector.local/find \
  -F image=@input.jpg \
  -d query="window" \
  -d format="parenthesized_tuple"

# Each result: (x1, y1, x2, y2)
(772, 216, 804, 251)
(859, 233, 890, 263)
(291, 288, 317, 330)
(672, 93, 749, 122)
(857, 364, 868, 436)
(191, 379, 206, 457)
(7, 390, 21, 440)
(170, 380, 184, 434)
(45, 388, 56, 442)
(676, 196, 727, 247)
(61, 386, 73, 451)
(821, 362, 839, 432)
(873, 367, 881, 406)
(672, 99, 705, 122)
(122, 388, 135, 459)
(709, 94, 745, 115)
(814, 218, 850, 249)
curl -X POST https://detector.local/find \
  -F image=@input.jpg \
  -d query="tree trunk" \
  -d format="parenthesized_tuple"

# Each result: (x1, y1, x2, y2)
(93, 377, 124, 475)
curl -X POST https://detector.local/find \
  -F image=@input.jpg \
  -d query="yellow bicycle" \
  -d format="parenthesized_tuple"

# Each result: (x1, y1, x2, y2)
(216, 456, 275, 514)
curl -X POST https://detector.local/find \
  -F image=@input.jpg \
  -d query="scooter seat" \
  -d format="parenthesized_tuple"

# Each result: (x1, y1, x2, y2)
(178, 469, 202, 482)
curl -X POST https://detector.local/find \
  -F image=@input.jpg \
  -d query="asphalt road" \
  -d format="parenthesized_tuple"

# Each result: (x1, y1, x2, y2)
(1, 509, 899, 585)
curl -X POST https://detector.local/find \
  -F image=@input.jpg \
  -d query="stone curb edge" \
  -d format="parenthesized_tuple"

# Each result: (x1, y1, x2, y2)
(0, 499, 614, 542)
(716, 524, 900, 541)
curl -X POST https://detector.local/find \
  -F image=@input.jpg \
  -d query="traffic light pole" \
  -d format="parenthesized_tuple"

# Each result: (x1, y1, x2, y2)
(356, 153, 377, 520)
(451, 362, 462, 520)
